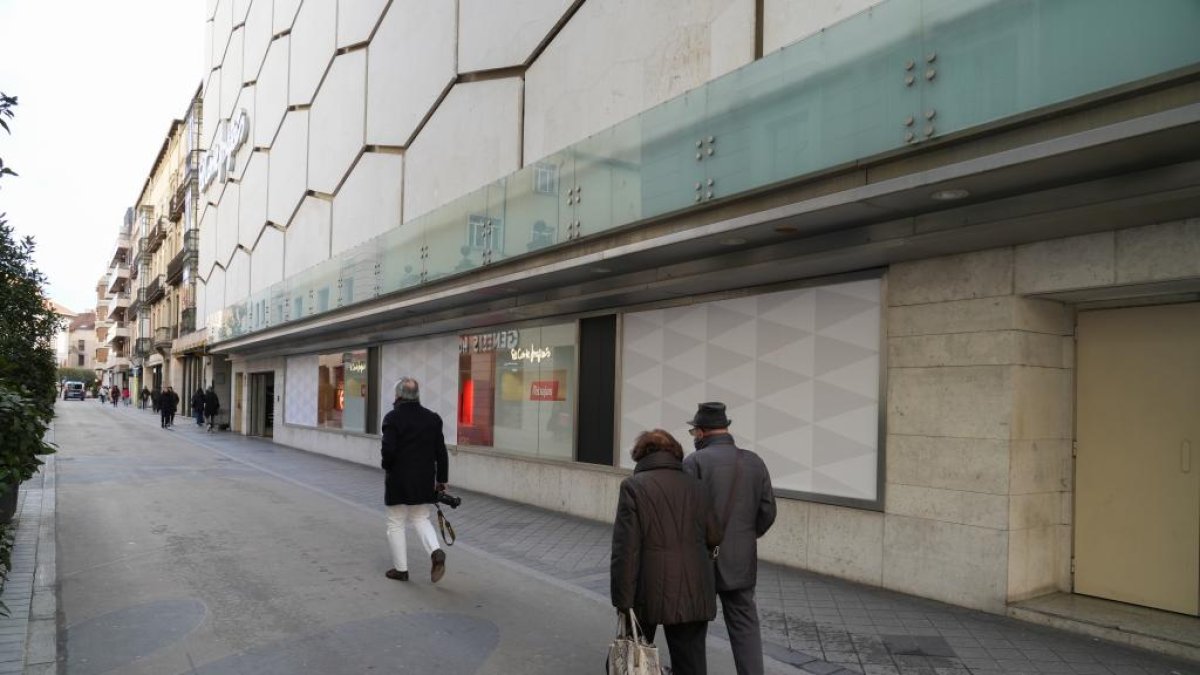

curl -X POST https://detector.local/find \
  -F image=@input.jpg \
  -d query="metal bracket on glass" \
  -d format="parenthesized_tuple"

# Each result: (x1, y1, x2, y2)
(695, 136, 716, 161)
(567, 220, 582, 240)
(566, 185, 581, 206)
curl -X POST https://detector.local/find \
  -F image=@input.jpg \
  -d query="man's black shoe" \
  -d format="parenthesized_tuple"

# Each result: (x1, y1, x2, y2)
(431, 549, 446, 583)
(385, 568, 409, 581)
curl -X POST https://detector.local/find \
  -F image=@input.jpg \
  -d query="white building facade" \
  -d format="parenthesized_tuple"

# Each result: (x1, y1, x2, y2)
(194, 0, 1200, 644)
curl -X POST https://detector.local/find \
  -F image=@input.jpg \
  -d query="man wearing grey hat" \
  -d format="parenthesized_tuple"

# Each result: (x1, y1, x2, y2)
(683, 402, 776, 675)
(380, 377, 449, 583)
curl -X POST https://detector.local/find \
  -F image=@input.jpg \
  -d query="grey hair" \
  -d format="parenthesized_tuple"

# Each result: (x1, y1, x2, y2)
(394, 377, 420, 401)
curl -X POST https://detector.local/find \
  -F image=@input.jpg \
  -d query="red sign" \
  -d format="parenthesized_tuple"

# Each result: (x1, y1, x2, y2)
(529, 380, 559, 401)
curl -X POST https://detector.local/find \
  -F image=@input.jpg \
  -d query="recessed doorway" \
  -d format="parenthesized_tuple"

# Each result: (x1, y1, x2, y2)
(249, 372, 275, 438)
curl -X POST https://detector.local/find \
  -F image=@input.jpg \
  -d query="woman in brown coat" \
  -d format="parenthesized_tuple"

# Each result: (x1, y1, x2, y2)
(611, 429, 723, 674)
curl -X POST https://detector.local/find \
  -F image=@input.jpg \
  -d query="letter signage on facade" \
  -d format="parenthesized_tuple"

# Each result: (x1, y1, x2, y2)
(201, 109, 250, 191)
(459, 330, 520, 353)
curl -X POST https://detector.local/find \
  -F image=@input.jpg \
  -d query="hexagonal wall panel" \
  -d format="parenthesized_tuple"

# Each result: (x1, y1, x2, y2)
(458, 0, 574, 72)
(201, 69, 221, 151)
(242, 0, 272, 82)
(332, 152, 403, 256)
(249, 226, 284, 295)
(238, 151, 268, 250)
(216, 182, 241, 266)
(337, 0, 388, 48)
(233, 0, 252, 25)
(284, 197, 331, 277)
(307, 49, 365, 195)
(220, 29, 244, 121)
(212, 0, 233, 67)
(523, 0, 754, 162)
(198, 204, 218, 283)
(228, 84, 255, 183)
(274, 0, 302, 35)
(404, 78, 521, 220)
(225, 248, 251, 305)
(205, 19, 214, 73)
(254, 35, 289, 147)
(366, 0, 456, 147)
(288, 0, 337, 107)
(267, 109, 308, 225)
(205, 266, 227, 319)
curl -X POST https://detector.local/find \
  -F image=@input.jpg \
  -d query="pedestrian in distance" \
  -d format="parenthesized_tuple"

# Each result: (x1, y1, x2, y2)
(122, 386, 131, 406)
(160, 386, 179, 429)
(151, 388, 160, 413)
(99, 386, 107, 404)
(204, 386, 220, 433)
(111, 387, 120, 408)
(140, 387, 150, 410)
(191, 387, 206, 426)
(611, 429, 723, 675)
(682, 402, 776, 675)
(380, 377, 449, 583)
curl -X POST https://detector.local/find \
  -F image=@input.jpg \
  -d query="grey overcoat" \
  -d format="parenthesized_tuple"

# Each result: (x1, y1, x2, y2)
(683, 433, 776, 592)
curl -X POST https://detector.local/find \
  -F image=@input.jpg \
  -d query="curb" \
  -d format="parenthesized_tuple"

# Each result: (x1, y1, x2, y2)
(0, 449, 58, 674)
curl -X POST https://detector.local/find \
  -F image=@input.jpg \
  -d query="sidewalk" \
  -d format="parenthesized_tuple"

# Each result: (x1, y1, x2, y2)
(26, 401, 1198, 674)
(0, 432, 58, 674)
(105, 405, 1195, 675)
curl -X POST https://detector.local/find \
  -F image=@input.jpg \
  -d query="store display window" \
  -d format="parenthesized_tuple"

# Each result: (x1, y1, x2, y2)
(457, 323, 576, 460)
(317, 349, 368, 433)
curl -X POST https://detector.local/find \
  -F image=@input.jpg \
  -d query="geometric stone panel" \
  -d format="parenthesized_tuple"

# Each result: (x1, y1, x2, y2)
(380, 335, 459, 444)
(284, 196, 331, 278)
(232, 0, 252, 25)
(337, 0, 389, 49)
(229, 84, 257, 183)
(205, 265, 227, 325)
(212, 0, 233, 67)
(308, 49, 366, 194)
(243, 0, 273, 83)
(225, 247, 251, 305)
(238, 151, 268, 250)
(332, 152, 404, 256)
(458, 0, 575, 72)
(198, 204, 218, 283)
(366, 0, 456, 147)
(403, 78, 522, 220)
(255, 35, 289, 147)
(205, 19, 215, 74)
(215, 182, 240, 266)
(763, 0, 886, 55)
(288, 0, 337, 107)
(249, 226, 284, 295)
(524, 0, 755, 162)
(220, 28, 244, 121)
(267, 110, 309, 225)
(273, 0, 302, 35)
(201, 69, 221, 152)
(619, 278, 881, 500)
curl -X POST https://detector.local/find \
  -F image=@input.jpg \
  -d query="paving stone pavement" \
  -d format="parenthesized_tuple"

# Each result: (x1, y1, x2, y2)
(96, 406, 1200, 674)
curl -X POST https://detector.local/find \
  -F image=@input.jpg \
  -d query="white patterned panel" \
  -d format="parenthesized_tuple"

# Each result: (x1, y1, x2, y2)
(285, 355, 318, 426)
(619, 278, 881, 500)
(380, 335, 459, 445)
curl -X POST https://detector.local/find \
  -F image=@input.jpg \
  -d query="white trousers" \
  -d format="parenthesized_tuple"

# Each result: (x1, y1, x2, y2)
(386, 504, 440, 572)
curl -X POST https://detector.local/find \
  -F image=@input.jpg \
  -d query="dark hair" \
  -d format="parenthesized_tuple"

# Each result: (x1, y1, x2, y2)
(631, 429, 684, 462)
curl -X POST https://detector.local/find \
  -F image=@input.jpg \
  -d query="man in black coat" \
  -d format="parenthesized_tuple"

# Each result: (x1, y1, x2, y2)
(160, 386, 180, 429)
(203, 386, 221, 432)
(683, 402, 777, 675)
(380, 377, 449, 583)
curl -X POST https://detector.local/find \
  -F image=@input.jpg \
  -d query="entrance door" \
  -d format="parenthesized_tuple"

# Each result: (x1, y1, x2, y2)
(234, 372, 244, 434)
(248, 373, 275, 438)
(1075, 303, 1200, 615)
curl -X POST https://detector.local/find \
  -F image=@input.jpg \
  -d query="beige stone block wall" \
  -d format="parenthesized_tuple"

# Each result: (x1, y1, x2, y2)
(881, 248, 1075, 610)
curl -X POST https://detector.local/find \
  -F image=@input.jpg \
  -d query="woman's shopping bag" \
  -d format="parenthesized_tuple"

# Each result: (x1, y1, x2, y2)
(607, 609, 661, 675)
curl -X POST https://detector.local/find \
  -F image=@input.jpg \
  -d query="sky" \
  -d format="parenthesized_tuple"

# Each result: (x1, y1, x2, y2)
(0, 0, 205, 314)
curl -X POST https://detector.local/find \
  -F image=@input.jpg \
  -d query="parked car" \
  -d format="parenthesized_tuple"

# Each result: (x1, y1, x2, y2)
(63, 381, 86, 401)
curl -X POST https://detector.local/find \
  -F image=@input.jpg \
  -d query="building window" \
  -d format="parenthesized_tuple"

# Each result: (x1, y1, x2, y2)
(77, 354, 85, 366)
(457, 323, 576, 461)
(467, 214, 503, 251)
(534, 162, 559, 195)
(317, 350, 369, 433)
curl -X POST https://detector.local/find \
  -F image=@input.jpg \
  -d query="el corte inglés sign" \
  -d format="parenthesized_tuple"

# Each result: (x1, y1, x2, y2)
(201, 109, 250, 191)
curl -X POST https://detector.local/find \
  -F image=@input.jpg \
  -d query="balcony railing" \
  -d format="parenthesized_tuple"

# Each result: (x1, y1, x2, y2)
(133, 236, 149, 268)
(180, 307, 197, 334)
(106, 293, 130, 322)
(146, 274, 166, 304)
(106, 264, 130, 294)
(133, 337, 153, 358)
(166, 248, 186, 285)
(146, 218, 166, 253)
(153, 325, 177, 350)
